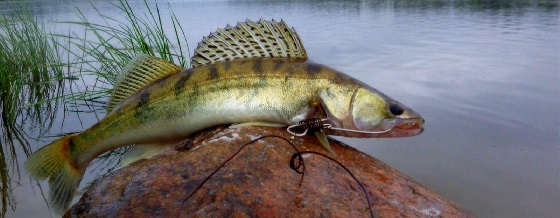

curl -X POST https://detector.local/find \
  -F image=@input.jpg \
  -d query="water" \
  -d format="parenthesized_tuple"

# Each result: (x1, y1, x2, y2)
(2, 0, 559, 217)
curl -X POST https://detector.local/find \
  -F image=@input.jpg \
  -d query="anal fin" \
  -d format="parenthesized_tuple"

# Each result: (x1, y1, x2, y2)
(120, 144, 168, 167)
(230, 122, 286, 129)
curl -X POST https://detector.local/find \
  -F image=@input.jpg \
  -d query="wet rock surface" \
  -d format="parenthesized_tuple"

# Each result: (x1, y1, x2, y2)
(65, 126, 472, 218)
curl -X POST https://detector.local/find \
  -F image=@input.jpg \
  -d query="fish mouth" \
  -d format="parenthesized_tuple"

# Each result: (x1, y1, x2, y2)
(325, 117, 424, 138)
(381, 105, 425, 138)
(382, 117, 424, 138)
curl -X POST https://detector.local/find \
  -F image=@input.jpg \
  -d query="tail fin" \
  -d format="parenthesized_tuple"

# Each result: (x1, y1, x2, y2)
(25, 135, 84, 214)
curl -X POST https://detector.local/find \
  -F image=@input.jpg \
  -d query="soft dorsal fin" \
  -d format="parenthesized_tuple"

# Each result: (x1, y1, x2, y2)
(191, 19, 307, 67)
(107, 55, 181, 112)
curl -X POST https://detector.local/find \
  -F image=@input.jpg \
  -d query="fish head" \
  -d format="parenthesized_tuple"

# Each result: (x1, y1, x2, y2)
(326, 87, 424, 138)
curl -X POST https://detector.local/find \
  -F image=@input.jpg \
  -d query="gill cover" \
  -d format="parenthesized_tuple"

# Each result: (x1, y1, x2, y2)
(351, 88, 391, 131)
(318, 86, 391, 130)
(317, 86, 355, 128)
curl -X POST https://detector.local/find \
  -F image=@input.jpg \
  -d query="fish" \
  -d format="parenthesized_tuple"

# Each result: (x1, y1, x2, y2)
(24, 19, 424, 213)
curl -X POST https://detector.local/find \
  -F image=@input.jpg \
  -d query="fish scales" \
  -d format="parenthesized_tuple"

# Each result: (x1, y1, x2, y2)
(70, 59, 355, 165)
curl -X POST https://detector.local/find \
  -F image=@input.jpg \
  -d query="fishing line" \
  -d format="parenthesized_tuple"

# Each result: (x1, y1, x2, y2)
(290, 151, 375, 218)
(181, 133, 375, 218)
(182, 134, 306, 204)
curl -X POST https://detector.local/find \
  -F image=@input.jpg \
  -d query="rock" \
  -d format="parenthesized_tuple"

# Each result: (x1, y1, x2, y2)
(65, 126, 472, 218)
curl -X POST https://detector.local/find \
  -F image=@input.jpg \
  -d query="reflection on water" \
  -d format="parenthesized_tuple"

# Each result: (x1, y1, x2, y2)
(2, 0, 559, 217)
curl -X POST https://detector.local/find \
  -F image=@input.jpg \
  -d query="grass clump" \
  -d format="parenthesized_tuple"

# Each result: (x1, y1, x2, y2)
(0, 8, 69, 217)
(0, 0, 190, 216)
(63, 0, 190, 113)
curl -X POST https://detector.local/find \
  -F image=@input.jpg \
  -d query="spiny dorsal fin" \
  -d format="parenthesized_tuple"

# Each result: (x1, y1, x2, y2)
(191, 19, 307, 67)
(107, 55, 181, 112)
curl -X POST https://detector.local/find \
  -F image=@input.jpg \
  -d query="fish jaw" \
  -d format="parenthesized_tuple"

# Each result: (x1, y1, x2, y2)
(379, 116, 424, 138)
(386, 105, 425, 137)
(324, 116, 424, 138)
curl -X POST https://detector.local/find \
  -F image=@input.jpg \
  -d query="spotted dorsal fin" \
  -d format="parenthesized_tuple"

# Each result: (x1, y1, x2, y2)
(191, 19, 307, 68)
(106, 55, 181, 113)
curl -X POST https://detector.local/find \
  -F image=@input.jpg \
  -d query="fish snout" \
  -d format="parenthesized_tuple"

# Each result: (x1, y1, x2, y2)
(384, 102, 424, 137)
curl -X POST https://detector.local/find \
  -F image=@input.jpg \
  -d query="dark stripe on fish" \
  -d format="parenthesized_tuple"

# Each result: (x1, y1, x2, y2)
(252, 59, 263, 73)
(135, 91, 154, 119)
(273, 60, 284, 71)
(224, 61, 232, 71)
(209, 65, 219, 80)
(68, 138, 77, 154)
(174, 70, 193, 95)
(154, 74, 174, 88)
(306, 63, 322, 75)
(137, 91, 151, 108)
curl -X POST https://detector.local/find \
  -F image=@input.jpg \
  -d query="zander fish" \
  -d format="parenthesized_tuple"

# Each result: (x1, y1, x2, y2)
(25, 19, 424, 213)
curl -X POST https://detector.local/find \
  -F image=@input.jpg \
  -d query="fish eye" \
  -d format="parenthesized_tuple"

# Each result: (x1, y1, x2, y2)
(389, 103, 404, 116)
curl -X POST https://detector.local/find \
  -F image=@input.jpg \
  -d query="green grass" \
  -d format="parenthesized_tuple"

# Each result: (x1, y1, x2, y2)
(0, 8, 70, 217)
(62, 0, 190, 113)
(0, 0, 191, 216)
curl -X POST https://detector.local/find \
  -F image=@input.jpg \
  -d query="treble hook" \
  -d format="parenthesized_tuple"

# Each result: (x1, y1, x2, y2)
(286, 118, 330, 136)
(287, 118, 394, 137)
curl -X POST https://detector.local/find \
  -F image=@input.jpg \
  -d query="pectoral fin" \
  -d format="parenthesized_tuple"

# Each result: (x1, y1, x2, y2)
(314, 129, 336, 155)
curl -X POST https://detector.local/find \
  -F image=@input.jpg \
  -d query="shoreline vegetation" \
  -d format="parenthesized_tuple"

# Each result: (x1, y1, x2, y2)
(0, 0, 557, 216)
(0, 0, 189, 216)
(0, 7, 68, 216)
